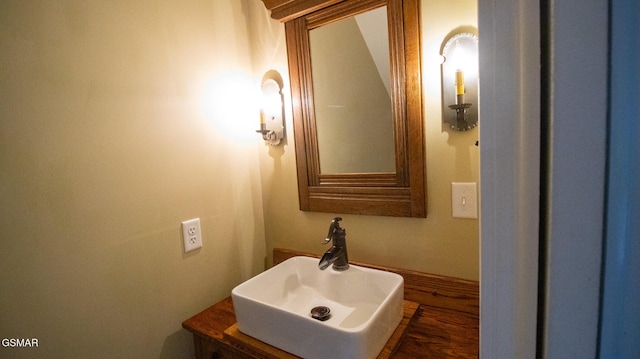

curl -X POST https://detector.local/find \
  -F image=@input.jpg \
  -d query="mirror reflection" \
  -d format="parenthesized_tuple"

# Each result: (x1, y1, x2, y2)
(310, 6, 395, 174)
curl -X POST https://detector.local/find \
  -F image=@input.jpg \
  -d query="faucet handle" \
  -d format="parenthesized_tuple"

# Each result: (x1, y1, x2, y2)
(322, 217, 343, 244)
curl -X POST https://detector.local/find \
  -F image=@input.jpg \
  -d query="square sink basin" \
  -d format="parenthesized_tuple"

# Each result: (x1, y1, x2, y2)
(231, 256, 404, 359)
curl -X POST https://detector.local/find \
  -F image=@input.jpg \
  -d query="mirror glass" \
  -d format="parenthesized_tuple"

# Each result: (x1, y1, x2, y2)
(310, 7, 395, 174)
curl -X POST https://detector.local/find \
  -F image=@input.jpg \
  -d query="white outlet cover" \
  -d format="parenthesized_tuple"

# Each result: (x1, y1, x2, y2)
(181, 218, 203, 252)
(451, 182, 478, 219)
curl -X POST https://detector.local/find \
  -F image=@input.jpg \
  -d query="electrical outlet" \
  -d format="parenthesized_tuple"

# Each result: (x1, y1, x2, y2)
(181, 218, 202, 252)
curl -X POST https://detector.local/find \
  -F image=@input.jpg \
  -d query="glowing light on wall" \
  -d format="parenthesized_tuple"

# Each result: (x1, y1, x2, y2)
(200, 69, 260, 143)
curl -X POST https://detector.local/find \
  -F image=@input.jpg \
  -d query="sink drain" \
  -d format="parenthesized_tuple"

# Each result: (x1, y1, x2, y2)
(310, 306, 331, 321)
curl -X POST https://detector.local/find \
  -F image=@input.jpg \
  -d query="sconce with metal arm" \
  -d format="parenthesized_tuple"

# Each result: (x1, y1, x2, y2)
(441, 31, 479, 131)
(256, 70, 286, 145)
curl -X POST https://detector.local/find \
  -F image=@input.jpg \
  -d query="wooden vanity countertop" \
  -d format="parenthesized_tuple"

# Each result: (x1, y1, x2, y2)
(183, 249, 479, 358)
(183, 295, 478, 358)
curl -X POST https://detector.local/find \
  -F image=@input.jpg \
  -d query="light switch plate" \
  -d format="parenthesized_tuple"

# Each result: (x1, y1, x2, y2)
(181, 218, 203, 252)
(452, 182, 478, 219)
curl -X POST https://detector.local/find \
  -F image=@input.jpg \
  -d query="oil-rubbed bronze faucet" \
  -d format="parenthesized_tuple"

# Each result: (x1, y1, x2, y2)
(318, 217, 349, 271)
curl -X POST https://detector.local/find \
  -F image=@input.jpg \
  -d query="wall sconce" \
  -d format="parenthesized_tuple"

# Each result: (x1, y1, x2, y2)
(256, 70, 285, 145)
(441, 32, 479, 131)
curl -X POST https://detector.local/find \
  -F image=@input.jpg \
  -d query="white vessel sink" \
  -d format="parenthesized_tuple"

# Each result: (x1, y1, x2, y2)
(231, 256, 404, 359)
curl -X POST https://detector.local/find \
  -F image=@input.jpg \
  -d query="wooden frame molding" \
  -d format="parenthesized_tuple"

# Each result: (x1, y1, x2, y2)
(261, 0, 348, 22)
(264, 0, 426, 217)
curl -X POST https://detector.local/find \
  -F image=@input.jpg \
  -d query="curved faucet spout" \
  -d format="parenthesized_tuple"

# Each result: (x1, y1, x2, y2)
(318, 246, 344, 270)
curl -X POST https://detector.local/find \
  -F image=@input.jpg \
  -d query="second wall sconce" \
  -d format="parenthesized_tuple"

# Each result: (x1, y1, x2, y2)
(256, 70, 285, 145)
(441, 31, 479, 131)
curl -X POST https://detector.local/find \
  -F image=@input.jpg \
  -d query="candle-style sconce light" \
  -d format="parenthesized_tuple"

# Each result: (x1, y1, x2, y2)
(441, 32, 479, 131)
(256, 70, 285, 145)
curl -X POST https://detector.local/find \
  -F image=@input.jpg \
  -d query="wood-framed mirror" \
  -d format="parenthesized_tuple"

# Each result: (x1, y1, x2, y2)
(262, 0, 425, 217)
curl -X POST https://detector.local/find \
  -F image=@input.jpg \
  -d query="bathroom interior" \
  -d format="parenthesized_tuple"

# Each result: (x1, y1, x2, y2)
(1, 0, 480, 357)
(8, 0, 636, 358)
(4, 0, 636, 357)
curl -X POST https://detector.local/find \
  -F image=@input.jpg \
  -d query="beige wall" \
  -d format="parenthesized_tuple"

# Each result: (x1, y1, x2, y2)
(254, 0, 479, 280)
(0, 0, 265, 358)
